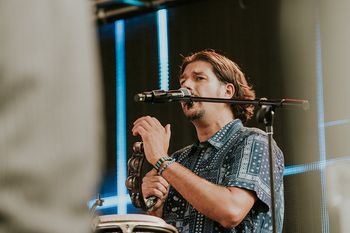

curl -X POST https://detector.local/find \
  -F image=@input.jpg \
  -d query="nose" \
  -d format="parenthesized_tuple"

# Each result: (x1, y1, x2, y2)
(180, 79, 194, 92)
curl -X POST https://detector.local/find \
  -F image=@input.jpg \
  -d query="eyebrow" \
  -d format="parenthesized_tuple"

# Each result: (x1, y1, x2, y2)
(179, 71, 206, 80)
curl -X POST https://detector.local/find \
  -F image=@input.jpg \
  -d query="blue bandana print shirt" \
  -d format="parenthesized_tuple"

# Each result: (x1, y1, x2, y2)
(163, 119, 284, 233)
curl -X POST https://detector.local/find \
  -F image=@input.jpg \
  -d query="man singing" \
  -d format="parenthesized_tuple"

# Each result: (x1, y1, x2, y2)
(132, 50, 284, 233)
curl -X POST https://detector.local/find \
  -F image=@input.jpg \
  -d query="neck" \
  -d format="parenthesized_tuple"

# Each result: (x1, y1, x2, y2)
(192, 111, 234, 142)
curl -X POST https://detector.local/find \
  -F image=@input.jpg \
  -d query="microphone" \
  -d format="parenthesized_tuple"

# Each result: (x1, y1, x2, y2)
(134, 88, 191, 103)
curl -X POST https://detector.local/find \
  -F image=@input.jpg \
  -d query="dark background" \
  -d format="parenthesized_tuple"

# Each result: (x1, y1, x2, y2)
(96, 0, 325, 232)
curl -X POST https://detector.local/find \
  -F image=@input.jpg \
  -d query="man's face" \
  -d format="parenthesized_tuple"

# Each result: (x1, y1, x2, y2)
(179, 60, 230, 121)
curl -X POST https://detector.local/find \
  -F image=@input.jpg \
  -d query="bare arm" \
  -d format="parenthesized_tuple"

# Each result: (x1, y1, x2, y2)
(133, 116, 256, 228)
(160, 161, 257, 228)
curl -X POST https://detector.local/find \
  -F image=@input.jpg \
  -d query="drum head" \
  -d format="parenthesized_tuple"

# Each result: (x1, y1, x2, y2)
(95, 214, 178, 233)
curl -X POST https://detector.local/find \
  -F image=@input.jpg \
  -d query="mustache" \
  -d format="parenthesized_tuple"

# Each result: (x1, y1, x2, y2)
(181, 96, 195, 108)
(181, 91, 198, 108)
(184, 100, 194, 108)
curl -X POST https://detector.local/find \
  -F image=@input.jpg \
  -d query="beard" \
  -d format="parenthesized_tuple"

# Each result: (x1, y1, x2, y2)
(187, 110, 205, 121)
(182, 101, 205, 121)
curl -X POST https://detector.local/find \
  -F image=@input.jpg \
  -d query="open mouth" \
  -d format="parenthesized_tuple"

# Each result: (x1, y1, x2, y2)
(181, 91, 195, 109)
(182, 100, 194, 109)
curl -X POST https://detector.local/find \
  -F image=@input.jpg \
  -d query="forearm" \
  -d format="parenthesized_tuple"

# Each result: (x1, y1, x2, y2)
(160, 161, 254, 228)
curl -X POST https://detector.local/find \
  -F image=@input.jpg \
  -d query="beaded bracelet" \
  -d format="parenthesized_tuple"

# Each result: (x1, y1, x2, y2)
(157, 159, 175, 176)
(154, 156, 172, 171)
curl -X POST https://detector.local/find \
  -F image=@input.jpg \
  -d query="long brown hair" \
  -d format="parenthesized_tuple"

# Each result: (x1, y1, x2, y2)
(180, 50, 255, 123)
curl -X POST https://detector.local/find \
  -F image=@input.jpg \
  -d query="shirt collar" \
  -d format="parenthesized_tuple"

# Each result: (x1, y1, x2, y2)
(206, 119, 243, 149)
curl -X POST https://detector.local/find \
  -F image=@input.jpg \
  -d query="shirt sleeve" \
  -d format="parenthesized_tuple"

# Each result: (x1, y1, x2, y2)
(221, 132, 284, 211)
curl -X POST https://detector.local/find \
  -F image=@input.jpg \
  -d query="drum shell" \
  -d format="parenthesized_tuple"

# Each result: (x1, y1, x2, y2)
(94, 214, 178, 233)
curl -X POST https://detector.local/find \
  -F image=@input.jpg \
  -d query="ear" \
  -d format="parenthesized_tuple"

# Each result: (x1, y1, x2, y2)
(224, 83, 235, 98)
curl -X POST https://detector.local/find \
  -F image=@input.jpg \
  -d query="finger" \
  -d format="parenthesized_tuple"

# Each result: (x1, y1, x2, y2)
(155, 176, 170, 189)
(133, 116, 150, 125)
(164, 124, 171, 141)
(152, 118, 171, 135)
(139, 116, 165, 132)
(143, 188, 164, 199)
(143, 183, 167, 196)
(132, 119, 163, 139)
(132, 124, 148, 137)
(143, 173, 169, 185)
(134, 116, 157, 127)
(142, 175, 169, 189)
(143, 173, 169, 186)
(152, 182, 168, 195)
(153, 199, 164, 209)
(132, 119, 153, 133)
(143, 170, 170, 191)
(151, 117, 164, 128)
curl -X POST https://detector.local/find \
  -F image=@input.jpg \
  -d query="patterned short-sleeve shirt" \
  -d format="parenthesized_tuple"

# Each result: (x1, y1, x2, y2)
(163, 119, 284, 233)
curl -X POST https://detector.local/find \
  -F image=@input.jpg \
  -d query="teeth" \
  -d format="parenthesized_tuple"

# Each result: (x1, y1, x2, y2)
(186, 101, 194, 108)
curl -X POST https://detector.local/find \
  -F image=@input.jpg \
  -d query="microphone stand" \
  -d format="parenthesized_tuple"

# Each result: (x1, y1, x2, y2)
(177, 96, 309, 233)
(257, 105, 277, 233)
(179, 96, 309, 111)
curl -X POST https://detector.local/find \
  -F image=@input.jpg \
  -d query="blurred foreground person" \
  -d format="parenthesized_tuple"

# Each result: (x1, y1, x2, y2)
(0, 1, 104, 233)
(133, 50, 284, 232)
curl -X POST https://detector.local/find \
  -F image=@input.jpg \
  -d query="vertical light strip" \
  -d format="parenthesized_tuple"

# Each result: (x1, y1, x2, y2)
(315, 7, 330, 233)
(115, 20, 128, 214)
(157, 9, 170, 90)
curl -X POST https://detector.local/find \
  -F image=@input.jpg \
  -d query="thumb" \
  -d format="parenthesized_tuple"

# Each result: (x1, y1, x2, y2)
(165, 124, 171, 141)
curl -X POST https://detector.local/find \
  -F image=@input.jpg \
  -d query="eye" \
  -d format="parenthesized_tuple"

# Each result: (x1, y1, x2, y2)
(195, 76, 205, 81)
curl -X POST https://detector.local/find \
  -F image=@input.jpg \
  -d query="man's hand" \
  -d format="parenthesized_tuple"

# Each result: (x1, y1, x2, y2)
(142, 169, 170, 210)
(132, 116, 171, 165)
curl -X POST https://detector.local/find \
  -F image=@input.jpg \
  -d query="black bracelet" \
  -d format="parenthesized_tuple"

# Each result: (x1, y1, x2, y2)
(154, 156, 172, 171)
(158, 159, 175, 176)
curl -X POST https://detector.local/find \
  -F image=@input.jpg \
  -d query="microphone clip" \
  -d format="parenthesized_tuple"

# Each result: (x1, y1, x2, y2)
(134, 88, 190, 103)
